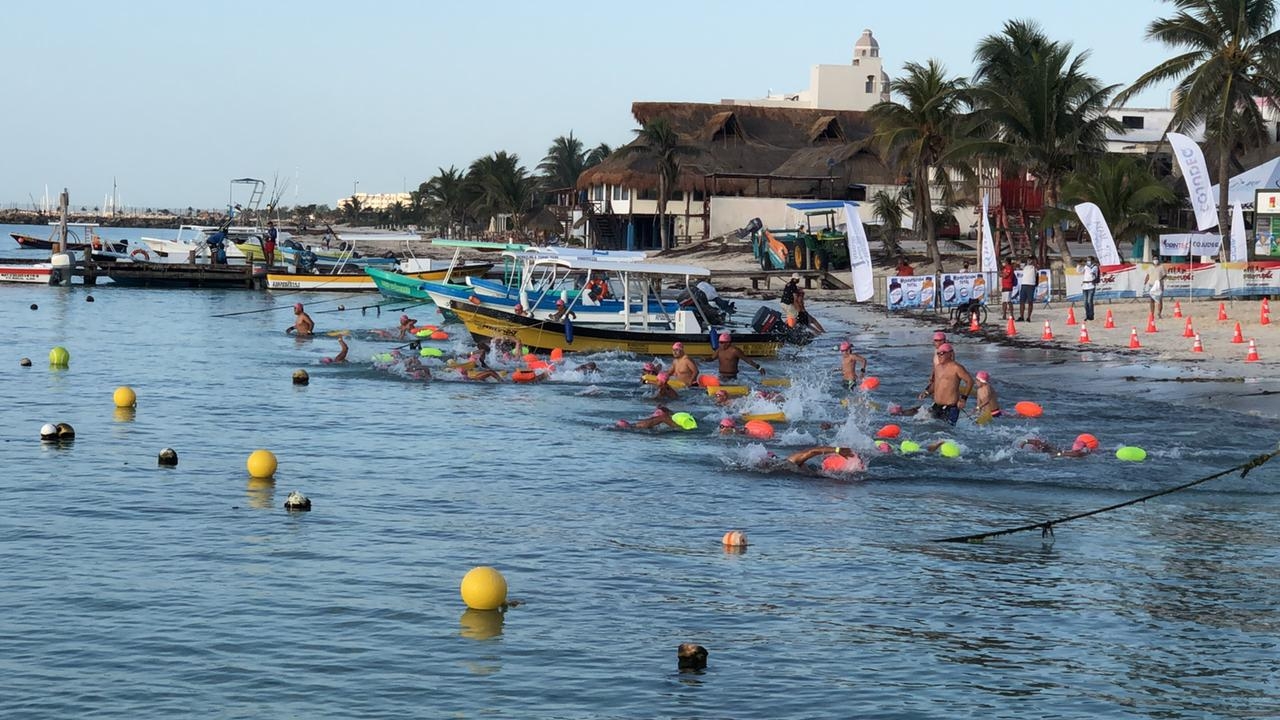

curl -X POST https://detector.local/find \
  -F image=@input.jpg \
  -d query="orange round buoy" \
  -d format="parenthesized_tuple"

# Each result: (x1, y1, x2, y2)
(744, 420, 774, 440)
(722, 530, 748, 547)
(430, 331, 449, 341)
(875, 423, 901, 439)
(527, 359, 550, 371)
(698, 374, 720, 388)
(1075, 433, 1099, 450)
(511, 369, 540, 383)
(1014, 401, 1043, 418)
(859, 376, 880, 391)
(550, 348, 564, 361)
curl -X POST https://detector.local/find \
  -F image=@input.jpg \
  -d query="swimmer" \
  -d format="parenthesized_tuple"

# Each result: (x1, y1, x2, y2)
(641, 360, 661, 382)
(667, 342, 700, 386)
(287, 303, 315, 336)
(616, 406, 683, 431)
(973, 371, 1002, 419)
(1019, 437, 1091, 458)
(653, 372, 680, 401)
(397, 313, 417, 339)
(712, 389, 732, 406)
(709, 332, 764, 381)
(718, 417, 740, 435)
(838, 341, 868, 390)
(784, 446, 863, 471)
(918, 343, 973, 426)
(321, 336, 348, 364)
(403, 355, 432, 381)
(888, 403, 921, 416)
(574, 361, 599, 374)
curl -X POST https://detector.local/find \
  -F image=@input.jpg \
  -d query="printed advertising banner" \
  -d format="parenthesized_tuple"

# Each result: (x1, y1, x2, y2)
(887, 272, 1048, 309)
(1159, 233, 1222, 257)
(940, 273, 990, 308)
(1063, 261, 1280, 300)
(886, 275, 935, 310)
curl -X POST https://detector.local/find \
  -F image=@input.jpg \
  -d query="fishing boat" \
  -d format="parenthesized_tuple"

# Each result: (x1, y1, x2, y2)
(268, 260, 492, 292)
(0, 257, 55, 284)
(448, 300, 782, 357)
(11, 223, 126, 253)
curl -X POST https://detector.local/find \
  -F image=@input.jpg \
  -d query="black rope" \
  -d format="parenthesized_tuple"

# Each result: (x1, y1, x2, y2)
(933, 444, 1280, 543)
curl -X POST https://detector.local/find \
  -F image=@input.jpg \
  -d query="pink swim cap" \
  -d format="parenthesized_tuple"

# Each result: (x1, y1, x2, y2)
(937, 343, 954, 353)
(718, 332, 731, 343)
(976, 371, 990, 383)
(616, 419, 631, 429)
(1072, 440, 1086, 451)
(839, 341, 851, 352)
(672, 342, 683, 351)
(294, 303, 304, 312)
(321, 357, 333, 365)
(933, 331, 946, 341)
(643, 362, 659, 374)
(556, 299, 565, 306)
(400, 314, 409, 322)
(719, 417, 735, 428)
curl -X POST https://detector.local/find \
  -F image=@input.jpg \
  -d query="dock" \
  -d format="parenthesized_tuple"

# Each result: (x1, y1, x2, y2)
(86, 260, 265, 289)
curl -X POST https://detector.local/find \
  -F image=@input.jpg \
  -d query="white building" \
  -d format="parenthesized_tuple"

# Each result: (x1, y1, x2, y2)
(722, 29, 890, 112)
(337, 192, 412, 211)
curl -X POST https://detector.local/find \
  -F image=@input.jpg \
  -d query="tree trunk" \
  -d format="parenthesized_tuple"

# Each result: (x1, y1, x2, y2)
(658, 175, 669, 251)
(1047, 182, 1071, 265)
(1218, 142, 1231, 263)
(917, 165, 941, 272)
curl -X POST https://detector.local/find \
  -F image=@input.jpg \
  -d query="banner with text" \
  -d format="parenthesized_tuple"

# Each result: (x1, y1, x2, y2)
(1168, 132, 1218, 231)
(1063, 261, 1280, 300)
(1159, 233, 1223, 257)
(1074, 202, 1122, 265)
(886, 275, 935, 310)
(940, 273, 990, 308)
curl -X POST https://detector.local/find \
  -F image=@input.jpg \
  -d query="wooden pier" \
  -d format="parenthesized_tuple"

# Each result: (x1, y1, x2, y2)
(86, 259, 265, 289)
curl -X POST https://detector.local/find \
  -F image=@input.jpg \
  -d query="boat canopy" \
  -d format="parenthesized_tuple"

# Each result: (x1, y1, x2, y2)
(786, 200, 854, 211)
(530, 255, 710, 277)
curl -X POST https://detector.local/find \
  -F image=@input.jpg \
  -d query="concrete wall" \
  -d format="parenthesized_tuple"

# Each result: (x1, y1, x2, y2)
(708, 196, 883, 238)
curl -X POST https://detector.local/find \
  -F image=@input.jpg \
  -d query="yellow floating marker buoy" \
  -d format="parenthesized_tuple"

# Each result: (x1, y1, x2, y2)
(460, 566, 508, 610)
(49, 346, 70, 367)
(113, 386, 137, 409)
(247, 449, 278, 479)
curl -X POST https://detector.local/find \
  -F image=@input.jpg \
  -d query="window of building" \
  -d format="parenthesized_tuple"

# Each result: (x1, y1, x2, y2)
(689, 189, 706, 202)
(638, 188, 658, 201)
(611, 186, 630, 201)
(865, 75, 875, 94)
(591, 185, 604, 202)
(1121, 115, 1145, 130)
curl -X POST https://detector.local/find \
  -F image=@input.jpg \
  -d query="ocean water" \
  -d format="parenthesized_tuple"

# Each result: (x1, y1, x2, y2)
(1, 225, 1278, 719)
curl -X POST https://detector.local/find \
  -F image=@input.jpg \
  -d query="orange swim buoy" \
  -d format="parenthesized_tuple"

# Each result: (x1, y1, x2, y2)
(550, 348, 564, 361)
(511, 369, 541, 383)
(527, 359, 550, 371)
(1075, 433, 1099, 450)
(697, 374, 720, 388)
(1014, 401, 1043, 418)
(875, 423, 901, 439)
(430, 331, 449, 341)
(859, 376, 880, 391)
(744, 420, 775, 440)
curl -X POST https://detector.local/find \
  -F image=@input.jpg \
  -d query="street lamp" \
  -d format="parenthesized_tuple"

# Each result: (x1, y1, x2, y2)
(353, 180, 359, 197)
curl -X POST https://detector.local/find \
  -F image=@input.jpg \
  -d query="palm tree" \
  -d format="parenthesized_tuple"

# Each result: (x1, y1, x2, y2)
(869, 188, 908, 258)
(424, 166, 471, 236)
(868, 59, 976, 271)
(586, 142, 613, 168)
(538, 133, 588, 190)
(971, 20, 1121, 262)
(344, 195, 362, 224)
(468, 152, 542, 233)
(1118, 0, 1280, 239)
(621, 119, 699, 250)
(1049, 154, 1177, 248)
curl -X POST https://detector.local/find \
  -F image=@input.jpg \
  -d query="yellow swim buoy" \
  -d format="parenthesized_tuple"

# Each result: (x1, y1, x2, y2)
(460, 566, 508, 610)
(247, 449, 278, 479)
(49, 346, 70, 366)
(113, 386, 137, 408)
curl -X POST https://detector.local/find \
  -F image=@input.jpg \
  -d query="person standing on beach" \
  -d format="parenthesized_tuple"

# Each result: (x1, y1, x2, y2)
(1144, 257, 1166, 319)
(710, 332, 764, 381)
(1016, 257, 1038, 322)
(1080, 256, 1100, 322)
(1000, 258, 1016, 320)
(918, 343, 973, 425)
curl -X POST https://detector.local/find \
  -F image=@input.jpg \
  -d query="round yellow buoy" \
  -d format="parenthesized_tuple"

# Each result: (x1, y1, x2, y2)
(460, 566, 508, 610)
(49, 346, 70, 366)
(247, 449, 278, 479)
(113, 386, 137, 408)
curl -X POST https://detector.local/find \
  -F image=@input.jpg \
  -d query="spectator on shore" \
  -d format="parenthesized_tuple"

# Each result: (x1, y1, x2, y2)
(896, 257, 914, 276)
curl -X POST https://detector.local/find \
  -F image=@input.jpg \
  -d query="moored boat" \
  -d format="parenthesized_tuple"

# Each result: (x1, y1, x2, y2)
(269, 261, 491, 292)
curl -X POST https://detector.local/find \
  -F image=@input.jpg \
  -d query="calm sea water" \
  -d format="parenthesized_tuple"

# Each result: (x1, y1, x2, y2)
(2, 224, 1278, 719)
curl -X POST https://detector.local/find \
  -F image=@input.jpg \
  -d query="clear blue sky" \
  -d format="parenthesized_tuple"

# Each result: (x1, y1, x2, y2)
(3, 0, 1178, 210)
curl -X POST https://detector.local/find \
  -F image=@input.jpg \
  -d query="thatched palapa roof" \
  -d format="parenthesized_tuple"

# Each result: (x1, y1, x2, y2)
(577, 102, 895, 196)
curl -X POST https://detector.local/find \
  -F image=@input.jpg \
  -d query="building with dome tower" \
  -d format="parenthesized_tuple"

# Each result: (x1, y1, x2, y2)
(722, 29, 890, 112)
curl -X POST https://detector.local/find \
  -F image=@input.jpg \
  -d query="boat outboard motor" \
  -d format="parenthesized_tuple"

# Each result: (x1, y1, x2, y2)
(737, 217, 763, 239)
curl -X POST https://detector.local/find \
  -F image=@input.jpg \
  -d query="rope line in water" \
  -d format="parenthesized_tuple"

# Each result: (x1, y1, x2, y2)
(933, 443, 1280, 544)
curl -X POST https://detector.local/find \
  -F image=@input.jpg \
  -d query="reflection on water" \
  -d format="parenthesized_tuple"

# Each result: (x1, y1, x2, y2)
(112, 407, 136, 423)
(246, 477, 276, 510)
(459, 608, 504, 641)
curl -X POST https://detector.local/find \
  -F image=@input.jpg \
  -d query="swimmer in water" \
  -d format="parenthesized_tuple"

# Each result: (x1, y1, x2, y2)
(653, 372, 680, 401)
(287, 303, 315, 336)
(667, 342, 700, 387)
(838, 341, 868, 390)
(574, 361, 599, 374)
(709, 332, 764, 381)
(1019, 437, 1091, 458)
(973, 370, 1002, 418)
(718, 417, 740, 435)
(322, 336, 349, 364)
(397, 313, 417, 339)
(615, 406, 684, 431)
(712, 389, 732, 406)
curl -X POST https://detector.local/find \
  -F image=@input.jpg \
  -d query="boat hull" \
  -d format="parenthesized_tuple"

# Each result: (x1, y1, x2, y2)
(103, 263, 265, 288)
(0, 263, 54, 283)
(448, 301, 781, 357)
(268, 263, 491, 292)
(364, 263, 494, 300)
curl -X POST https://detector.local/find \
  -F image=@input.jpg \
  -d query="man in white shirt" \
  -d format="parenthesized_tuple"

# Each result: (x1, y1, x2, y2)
(1080, 256, 1099, 321)
(1143, 257, 1167, 319)
(1016, 257, 1038, 322)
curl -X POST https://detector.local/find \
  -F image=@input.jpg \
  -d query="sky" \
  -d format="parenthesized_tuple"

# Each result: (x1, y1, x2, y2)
(3, 0, 1182, 210)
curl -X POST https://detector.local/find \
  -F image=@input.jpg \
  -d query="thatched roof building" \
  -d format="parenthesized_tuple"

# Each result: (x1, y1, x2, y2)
(577, 102, 896, 198)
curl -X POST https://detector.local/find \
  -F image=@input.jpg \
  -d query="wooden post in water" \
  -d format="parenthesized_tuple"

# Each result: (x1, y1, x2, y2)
(55, 189, 69, 254)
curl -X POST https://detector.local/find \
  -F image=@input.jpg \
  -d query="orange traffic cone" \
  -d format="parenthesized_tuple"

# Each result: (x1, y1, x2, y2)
(1263, 300, 1272, 326)
(1245, 339, 1260, 362)
(1173, 300, 1183, 318)
(1231, 321, 1245, 344)
(1128, 327, 1142, 349)
(1079, 324, 1091, 344)
(1145, 314, 1158, 333)
(1104, 308, 1116, 329)
(1042, 320, 1054, 340)
(1065, 306, 1077, 326)
(1182, 317, 1195, 338)
(1006, 316, 1017, 337)
(969, 311, 980, 332)
(1191, 334, 1204, 353)
(1217, 302, 1228, 321)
